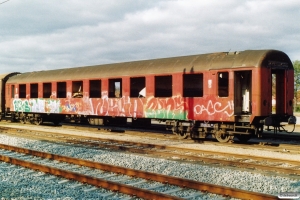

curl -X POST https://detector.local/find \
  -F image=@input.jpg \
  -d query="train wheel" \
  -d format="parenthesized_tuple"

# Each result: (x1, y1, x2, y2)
(19, 114, 26, 124)
(177, 131, 190, 139)
(11, 113, 15, 122)
(35, 118, 43, 125)
(173, 124, 190, 139)
(215, 130, 234, 143)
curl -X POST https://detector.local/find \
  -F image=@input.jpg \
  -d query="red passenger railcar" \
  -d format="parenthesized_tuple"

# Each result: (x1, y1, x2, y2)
(3, 50, 296, 142)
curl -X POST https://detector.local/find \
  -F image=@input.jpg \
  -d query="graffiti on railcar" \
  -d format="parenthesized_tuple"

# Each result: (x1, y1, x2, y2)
(13, 99, 31, 112)
(144, 96, 186, 119)
(12, 94, 234, 120)
(13, 99, 62, 113)
(45, 99, 61, 113)
(193, 100, 234, 117)
(92, 92, 142, 117)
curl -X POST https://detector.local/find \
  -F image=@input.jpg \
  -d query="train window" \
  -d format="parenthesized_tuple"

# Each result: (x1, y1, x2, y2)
(90, 80, 101, 98)
(11, 85, 15, 98)
(72, 81, 83, 98)
(183, 74, 203, 97)
(30, 84, 38, 98)
(155, 75, 172, 97)
(57, 82, 66, 98)
(19, 84, 26, 98)
(109, 78, 122, 98)
(218, 72, 229, 97)
(43, 83, 52, 98)
(130, 77, 146, 97)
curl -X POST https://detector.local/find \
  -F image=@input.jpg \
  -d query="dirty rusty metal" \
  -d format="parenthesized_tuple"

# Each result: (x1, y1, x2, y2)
(0, 154, 182, 200)
(2, 125, 300, 175)
(0, 143, 278, 200)
(2, 126, 299, 176)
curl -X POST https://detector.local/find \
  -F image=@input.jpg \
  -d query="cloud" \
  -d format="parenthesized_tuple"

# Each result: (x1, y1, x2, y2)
(0, 0, 300, 73)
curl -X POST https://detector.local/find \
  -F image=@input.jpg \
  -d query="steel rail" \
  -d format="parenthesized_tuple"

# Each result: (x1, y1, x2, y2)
(1, 126, 300, 175)
(0, 153, 182, 200)
(0, 143, 278, 200)
(1, 124, 300, 155)
(63, 138, 300, 175)
(2, 126, 300, 175)
(3, 125, 299, 164)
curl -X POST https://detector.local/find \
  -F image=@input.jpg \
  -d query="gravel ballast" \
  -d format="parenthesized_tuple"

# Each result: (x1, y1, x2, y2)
(0, 128, 300, 199)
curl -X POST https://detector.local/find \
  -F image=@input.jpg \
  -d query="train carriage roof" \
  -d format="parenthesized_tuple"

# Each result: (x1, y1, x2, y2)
(0, 72, 20, 82)
(0, 72, 20, 80)
(6, 49, 293, 84)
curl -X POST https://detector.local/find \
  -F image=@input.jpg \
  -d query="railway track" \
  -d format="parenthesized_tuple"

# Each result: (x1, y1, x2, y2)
(63, 122, 300, 154)
(0, 143, 278, 200)
(1, 124, 300, 177)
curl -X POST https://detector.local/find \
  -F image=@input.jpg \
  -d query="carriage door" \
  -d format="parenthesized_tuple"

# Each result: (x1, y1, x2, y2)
(234, 71, 252, 115)
(271, 69, 286, 114)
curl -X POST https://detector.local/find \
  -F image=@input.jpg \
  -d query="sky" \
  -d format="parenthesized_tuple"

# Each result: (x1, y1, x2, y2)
(0, 0, 300, 74)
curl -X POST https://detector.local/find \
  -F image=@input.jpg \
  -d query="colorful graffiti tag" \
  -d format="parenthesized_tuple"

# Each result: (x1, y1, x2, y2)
(145, 96, 186, 119)
(12, 94, 234, 121)
(194, 100, 234, 117)
(13, 99, 61, 113)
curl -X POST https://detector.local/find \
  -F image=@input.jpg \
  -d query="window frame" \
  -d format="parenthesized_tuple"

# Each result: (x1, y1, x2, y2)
(30, 83, 38, 98)
(57, 82, 67, 98)
(130, 77, 146, 97)
(19, 84, 26, 98)
(183, 73, 203, 97)
(109, 78, 122, 98)
(89, 79, 101, 98)
(154, 75, 172, 97)
(218, 71, 229, 97)
(42, 83, 52, 98)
